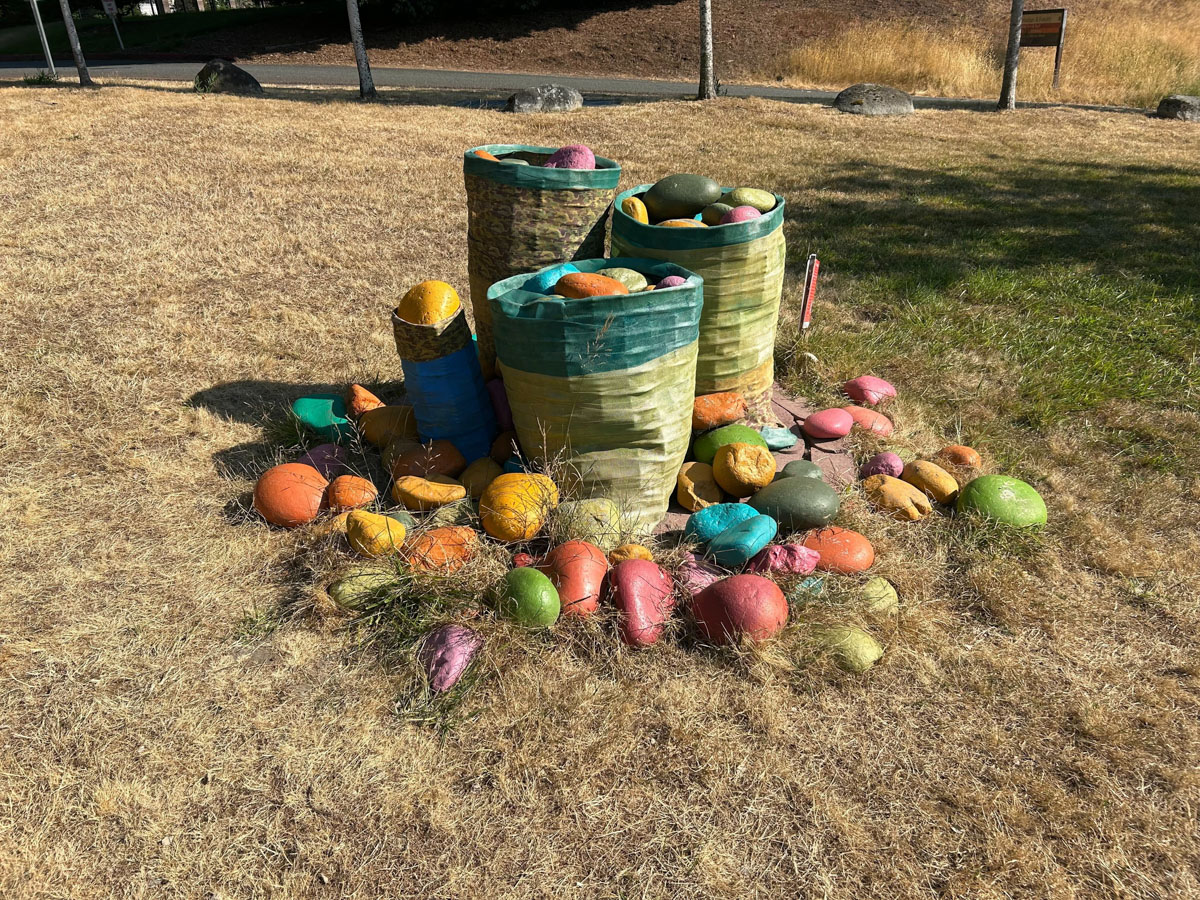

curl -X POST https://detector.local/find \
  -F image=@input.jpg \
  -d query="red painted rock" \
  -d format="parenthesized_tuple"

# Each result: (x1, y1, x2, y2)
(692, 575, 788, 645)
(861, 451, 904, 479)
(678, 551, 724, 596)
(843, 375, 897, 406)
(604, 559, 675, 647)
(803, 408, 854, 440)
(842, 405, 894, 436)
(744, 543, 820, 576)
(512, 552, 535, 568)
(418, 624, 483, 693)
(295, 443, 347, 479)
(486, 379, 514, 432)
(253, 463, 328, 528)
(802, 527, 875, 574)
(539, 540, 609, 618)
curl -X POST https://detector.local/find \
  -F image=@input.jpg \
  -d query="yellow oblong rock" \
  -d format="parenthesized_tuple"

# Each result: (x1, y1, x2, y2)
(712, 442, 776, 499)
(901, 460, 960, 505)
(609, 543, 653, 564)
(480, 472, 559, 542)
(621, 195, 649, 224)
(863, 474, 932, 521)
(460, 457, 503, 500)
(391, 474, 467, 510)
(346, 509, 408, 558)
(677, 461, 722, 511)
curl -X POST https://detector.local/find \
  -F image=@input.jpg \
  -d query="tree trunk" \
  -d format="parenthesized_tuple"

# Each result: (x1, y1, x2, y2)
(346, 0, 376, 100)
(998, 0, 1023, 110)
(698, 0, 715, 100)
(57, 0, 93, 86)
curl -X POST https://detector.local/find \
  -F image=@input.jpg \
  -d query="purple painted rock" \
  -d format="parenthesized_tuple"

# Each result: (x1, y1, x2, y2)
(692, 575, 789, 645)
(418, 624, 483, 692)
(744, 543, 820, 576)
(296, 443, 348, 479)
(678, 551, 725, 596)
(656, 275, 687, 289)
(860, 451, 904, 479)
(486, 378, 514, 432)
(543, 144, 596, 170)
(719, 205, 762, 225)
(803, 408, 854, 440)
(604, 559, 675, 647)
(843, 375, 897, 406)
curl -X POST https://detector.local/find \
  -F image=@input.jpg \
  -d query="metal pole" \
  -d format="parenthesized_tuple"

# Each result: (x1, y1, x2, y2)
(28, 0, 56, 76)
(1052, 9, 1067, 90)
(108, 12, 124, 49)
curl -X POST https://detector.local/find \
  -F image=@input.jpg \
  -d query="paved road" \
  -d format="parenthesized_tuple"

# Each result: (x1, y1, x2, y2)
(0, 60, 1145, 113)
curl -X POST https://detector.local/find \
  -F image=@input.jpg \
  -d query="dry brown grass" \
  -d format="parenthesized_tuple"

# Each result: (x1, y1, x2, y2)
(1, 83, 1199, 899)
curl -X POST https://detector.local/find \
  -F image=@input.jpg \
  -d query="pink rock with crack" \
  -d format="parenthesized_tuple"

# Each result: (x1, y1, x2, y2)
(843, 375, 897, 406)
(744, 543, 820, 576)
(678, 551, 725, 596)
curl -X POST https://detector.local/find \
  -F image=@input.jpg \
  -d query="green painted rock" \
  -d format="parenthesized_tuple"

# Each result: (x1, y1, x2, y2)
(554, 498, 623, 551)
(701, 202, 734, 226)
(725, 187, 776, 212)
(596, 267, 649, 292)
(812, 625, 883, 673)
(748, 475, 839, 532)
(328, 568, 395, 609)
(778, 459, 824, 480)
(861, 576, 899, 614)
(385, 509, 418, 531)
(956, 475, 1047, 527)
(494, 567, 560, 627)
(499, 158, 530, 166)
(693, 424, 768, 465)
(644, 174, 723, 221)
(291, 394, 352, 442)
(787, 575, 826, 603)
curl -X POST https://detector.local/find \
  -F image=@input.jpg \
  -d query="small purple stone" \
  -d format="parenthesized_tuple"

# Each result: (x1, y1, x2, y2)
(296, 443, 347, 479)
(418, 624, 483, 693)
(656, 275, 687, 289)
(487, 379, 513, 432)
(744, 543, 819, 576)
(860, 451, 904, 480)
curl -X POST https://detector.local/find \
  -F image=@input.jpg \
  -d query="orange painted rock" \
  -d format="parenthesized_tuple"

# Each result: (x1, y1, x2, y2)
(842, 405, 894, 437)
(345, 384, 384, 418)
(692, 575, 788, 645)
(390, 440, 467, 480)
(901, 460, 959, 505)
(391, 474, 467, 510)
(712, 442, 776, 498)
(253, 463, 328, 528)
(539, 540, 608, 618)
(491, 430, 520, 463)
(460, 457, 503, 499)
(324, 474, 378, 512)
(658, 218, 707, 228)
(473, 149, 500, 161)
(553, 272, 630, 299)
(403, 525, 478, 573)
(863, 474, 932, 521)
(677, 461, 722, 511)
(604, 559, 675, 647)
(802, 527, 875, 574)
(382, 437, 423, 475)
(936, 445, 982, 469)
(609, 543, 653, 564)
(692, 391, 747, 431)
(359, 405, 418, 447)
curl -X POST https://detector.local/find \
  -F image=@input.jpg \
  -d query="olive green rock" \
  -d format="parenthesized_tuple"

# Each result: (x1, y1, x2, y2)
(693, 424, 769, 465)
(494, 567, 560, 627)
(424, 499, 478, 528)
(812, 625, 884, 673)
(499, 158, 530, 166)
(553, 498, 623, 551)
(956, 475, 1047, 527)
(748, 475, 839, 532)
(725, 187, 776, 212)
(596, 267, 649, 292)
(861, 576, 899, 614)
(328, 568, 396, 610)
(701, 202, 734, 226)
(778, 459, 825, 480)
(643, 174, 723, 221)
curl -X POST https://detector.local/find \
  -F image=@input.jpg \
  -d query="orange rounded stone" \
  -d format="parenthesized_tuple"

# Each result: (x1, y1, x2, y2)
(539, 540, 608, 617)
(692, 391, 747, 431)
(802, 527, 875, 574)
(253, 463, 328, 528)
(677, 461, 723, 511)
(324, 474, 378, 511)
(390, 440, 467, 480)
(842, 405, 894, 437)
(345, 384, 384, 418)
(553, 273, 630, 299)
(609, 543, 654, 564)
(712, 442, 776, 498)
(403, 526, 478, 573)
(936, 445, 982, 469)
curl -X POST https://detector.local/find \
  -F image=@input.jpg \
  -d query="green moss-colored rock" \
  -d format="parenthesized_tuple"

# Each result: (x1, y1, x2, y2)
(644, 174, 723, 221)
(861, 576, 899, 614)
(701, 202, 734, 226)
(596, 267, 649, 292)
(328, 567, 396, 609)
(778, 459, 824, 480)
(693, 424, 768, 465)
(554, 498, 623, 551)
(291, 394, 352, 442)
(494, 567, 560, 627)
(748, 476, 839, 532)
(956, 475, 1047, 527)
(812, 625, 883, 673)
(725, 187, 776, 212)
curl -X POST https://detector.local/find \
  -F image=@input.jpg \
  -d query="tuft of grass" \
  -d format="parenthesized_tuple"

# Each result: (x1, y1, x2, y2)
(21, 70, 59, 86)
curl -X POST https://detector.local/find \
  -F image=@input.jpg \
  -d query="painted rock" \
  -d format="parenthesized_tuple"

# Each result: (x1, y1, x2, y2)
(381, 437, 422, 475)
(309, 509, 351, 539)
(842, 406, 894, 437)
(707, 514, 778, 567)
(390, 440, 467, 480)
(502, 456, 529, 474)
(327, 567, 393, 609)
(525, 262, 580, 294)
(693, 424, 768, 465)
(692, 391, 747, 431)
(291, 394, 352, 443)
(843, 375, 896, 406)
(701, 202, 734, 226)
(861, 576, 899, 614)
(744, 543, 820, 576)
(498, 158, 529, 166)
(543, 144, 595, 169)
(490, 430, 520, 463)
(553, 272, 630, 299)
(345, 383, 384, 418)
(860, 451, 904, 479)
(787, 575, 826, 602)
(486, 379, 514, 431)
(678, 551, 725, 595)
(643, 173, 723, 221)
(802, 527, 875, 574)
(473, 149, 499, 161)
(346, 509, 407, 558)
(512, 552, 535, 567)
(609, 543, 654, 564)
(596, 267, 649, 292)
(936, 444, 983, 469)
(424, 498, 476, 528)
(779, 459, 824, 480)
(403, 525, 478, 573)
(553, 498, 622, 551)
(540, 540, 608, 618)
(719, 205, 761, 225)
(480, 472, 560, 542)
(713, 442, 777, 498)
(604, 559, 675, 647)
(418, 624, 483, 692)
(460, 457, 503, 499)
(494, 567, 560, 627)
(677, 461, 723, 511)
(724, 187, 776, 212)
(803, 408, 853, 441)
(759, 426, 798, 450)
(863, 474, 932, 521)
(812, 625, 883, 673)
(253, 463, 328, 528)
(901, 460, 959, 505)
(359, 405, 418, 447)
(620, 195, 649, 224)
(693, 575, 788, 645)
(683, 502, 758, 545)
(956, 475, 1047, 527)
(658, 218, 707, 228)
(748, 476, 840, 532)
(655, 275, 688, 289)
(296, 443, 347, 479)
(324, 474, 378, 512)
(396, 280, 460, 325)
(392, 474, 467, 510)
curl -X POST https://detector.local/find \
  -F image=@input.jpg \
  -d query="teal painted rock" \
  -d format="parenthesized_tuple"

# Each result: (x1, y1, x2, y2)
(725, 187, 776, 212)
(525, 262, 579, 294)
(749, 476, 840, 532)
(707, 514, 778, 568)
(759, 426, 798, 451)
(494, 567, 560, 627)
(861, 576, 899, 614)
(328, 568, 395, 610)
(693, 424, 769, 465)
(555, 498, 623, 551)
(956, 475, 1047, 527)
(779, 459, 824, 480)
(596, 267, 649, 292)
(684, 502, 758, 544)
(385, 509, 418, 531)
(787, 575, 826, 602)
(643, 174, 723, 221)
(812, 625, 884, 674)
(701, 202, 734, 226)
(291, 394, 352, 442)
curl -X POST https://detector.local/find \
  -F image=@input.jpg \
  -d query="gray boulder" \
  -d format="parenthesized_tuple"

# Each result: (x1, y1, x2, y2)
(833, 83, 913, 117)
(504, 83, 583, 114)
(194, 59, 263, 96)
(1155, 95, 1199, 122)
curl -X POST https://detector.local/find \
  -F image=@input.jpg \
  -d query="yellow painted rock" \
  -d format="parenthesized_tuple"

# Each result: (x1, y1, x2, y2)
(480, 472, 559, 542)
(396, 280, 461, 325)
(677, 461, 722, 511)
(901, 460, 960, 505)
(359, 405, 418, 447)
(460, 457, 503, 499)
(712, 442, 777, 499)
(621, 195, 649, 224)
(346, 509, 408, 557)
(658, 218, 707, 228)
(863, 474, 932, 521)
(391, 474, 467, 510)
(309, 510, 351, 539)
(609, 543, 653, 564)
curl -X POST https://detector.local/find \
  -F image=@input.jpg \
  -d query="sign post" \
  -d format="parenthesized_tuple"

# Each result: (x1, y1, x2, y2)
(28, 0, 56, 75)
(1020, 8, 1068, 89)
(100, 0, 124, 51)
(800, 254, 820, 331)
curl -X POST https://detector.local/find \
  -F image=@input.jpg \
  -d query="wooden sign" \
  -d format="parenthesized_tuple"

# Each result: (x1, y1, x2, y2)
(1020, 8, 1068, 87)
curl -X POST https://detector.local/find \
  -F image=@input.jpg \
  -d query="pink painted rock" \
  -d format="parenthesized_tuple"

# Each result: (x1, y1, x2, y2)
(861, 451, 904, 479)
(512, 552, 535, 568)
(486, 379, 514, 432)
(803, 408, 854, 440)
(692, 575, 788, 645)
(744, 543, 820, 576)
(296, 443, 348, 479)
(719, 205, 762, 224)
(418, 624, 483, 692)
(842, 405, 894, 436)
(656, 275, 687, 289)
(678, 551, 725, 596)
(604, 559, 675, 647)
(543, 144, 596, 170)
(843, 375, 897, 406)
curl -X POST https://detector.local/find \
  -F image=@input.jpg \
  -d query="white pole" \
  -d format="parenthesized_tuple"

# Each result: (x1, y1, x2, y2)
(108, 12, 124, 49)
(29, 0, 57, 76)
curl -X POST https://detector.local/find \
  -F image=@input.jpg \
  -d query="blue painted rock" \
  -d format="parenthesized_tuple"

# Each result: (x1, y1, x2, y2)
(779, 459, 824, 480)
(861, 451, 904, 479)
(296, 443, 347, 479)
(643, 173, 723, 221)
(843, 375, 896, 406)
(494, 568, 560, 627)
(543, 144, 596, 169)
(693, 575, 789, 644)
(956, 475, 1047, 527)
(604, 559, 675, 647)
(684, 502, 758, 544)
(803, 408, 853, 440)
(707, 514, 777, 567)
(759, 426, 798, 450)
(693, 424, 768, 465)
(744, 543, 819, 576)
(418, 624, 483, 692)
(291, 394, 352, 442)
(748, 476, 840, 532)
(525, 262, 580, 294)
(678, 551, 725, 596)
(486, 378, 513, 431)
(787, 575, 826, 601)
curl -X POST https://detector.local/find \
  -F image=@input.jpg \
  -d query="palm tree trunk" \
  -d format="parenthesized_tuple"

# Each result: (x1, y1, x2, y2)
(57, 0, 93, 86)
(346, 0, 376, 100)
(998, 0, 1024, 110)
(698, 0, 715, 100)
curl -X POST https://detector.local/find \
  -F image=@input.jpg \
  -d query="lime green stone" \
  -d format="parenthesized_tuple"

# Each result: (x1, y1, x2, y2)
(692, 424, 768, 465)
(957, 475, 1047, 527)
(495, 567, 560, 627)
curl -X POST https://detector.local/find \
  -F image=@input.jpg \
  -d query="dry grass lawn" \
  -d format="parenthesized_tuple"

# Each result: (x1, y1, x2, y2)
(1, 84, 1199, 899)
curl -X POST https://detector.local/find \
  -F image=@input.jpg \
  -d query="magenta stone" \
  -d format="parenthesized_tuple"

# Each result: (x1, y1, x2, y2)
(487, 378, 514, 432)
(803, 408, 854, 440)
(719, 205, 762, 224)
(843, 375, 897, 406)
(860, 451, 904, 479)
(678, 551, 726, 596)
(604, 559, 675, 647)
(543, 144, 596, 170)
(656, 275, 687, 289)
(418, 624, 483, 692)
(744, 543, 819, 576)
(692, 575, 789, 645)
(295, 443, 347, 479)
